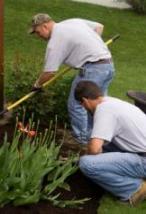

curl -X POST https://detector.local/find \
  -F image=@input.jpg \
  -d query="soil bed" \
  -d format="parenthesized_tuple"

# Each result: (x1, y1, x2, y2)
(0, 123, 104, 214)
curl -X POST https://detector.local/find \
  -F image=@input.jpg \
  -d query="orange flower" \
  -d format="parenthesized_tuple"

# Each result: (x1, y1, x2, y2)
(27, 130, 36, 137)
(18, 122, 36, 137)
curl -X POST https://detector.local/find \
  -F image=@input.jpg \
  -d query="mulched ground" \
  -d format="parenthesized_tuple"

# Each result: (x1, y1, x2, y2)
(0, 122, 104, 214)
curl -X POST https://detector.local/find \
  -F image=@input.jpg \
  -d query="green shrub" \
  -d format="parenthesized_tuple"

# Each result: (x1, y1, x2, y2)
(127, 0, 146, 14)
(5, 54, 75, 125)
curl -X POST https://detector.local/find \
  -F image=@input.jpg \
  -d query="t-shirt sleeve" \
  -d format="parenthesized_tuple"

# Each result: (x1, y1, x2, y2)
(82, 19, 101, 31)
(91, 109, 118, 142)
(43, 32, 68, 72)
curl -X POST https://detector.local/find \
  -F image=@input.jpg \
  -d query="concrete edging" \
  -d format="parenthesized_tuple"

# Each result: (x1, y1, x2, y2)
(72, 0, 131, 9)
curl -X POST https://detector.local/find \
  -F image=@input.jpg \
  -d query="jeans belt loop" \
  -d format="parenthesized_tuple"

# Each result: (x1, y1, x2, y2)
(79, 67, 85, 77)
(79, 58, 112, 77)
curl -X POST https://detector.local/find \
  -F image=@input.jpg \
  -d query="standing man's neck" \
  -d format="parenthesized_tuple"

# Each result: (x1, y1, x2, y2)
(48, 21, 56, 35)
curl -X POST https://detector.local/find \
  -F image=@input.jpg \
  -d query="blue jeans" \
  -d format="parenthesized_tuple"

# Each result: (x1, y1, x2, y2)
(67, 62, 115, 144)
(79, 151, 146, 201)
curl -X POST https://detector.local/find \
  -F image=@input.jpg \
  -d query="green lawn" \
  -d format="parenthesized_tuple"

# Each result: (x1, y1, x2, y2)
(5, 0, 146, 212)
(99, 194, 146, 214)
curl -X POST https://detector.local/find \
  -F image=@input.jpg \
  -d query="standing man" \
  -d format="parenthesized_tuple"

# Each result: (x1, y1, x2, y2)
(74, 80, 146, 206)
(29, 13, 115, 144)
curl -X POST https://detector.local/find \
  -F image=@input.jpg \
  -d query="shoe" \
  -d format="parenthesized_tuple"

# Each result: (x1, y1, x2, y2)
(129, 181, 146, 206)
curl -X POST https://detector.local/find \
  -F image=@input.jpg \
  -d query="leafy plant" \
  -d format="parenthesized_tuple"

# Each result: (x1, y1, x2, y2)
(127, 0, 146, 14)
(5, 53, 75, 124)
(0, 117, 89, 207)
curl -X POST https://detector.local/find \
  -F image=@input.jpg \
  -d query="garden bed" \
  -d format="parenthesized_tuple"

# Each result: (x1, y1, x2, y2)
(0, 123, 104, 214)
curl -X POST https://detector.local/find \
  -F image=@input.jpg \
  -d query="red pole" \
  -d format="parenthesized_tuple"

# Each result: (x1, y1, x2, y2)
(0, 0, 4, 112)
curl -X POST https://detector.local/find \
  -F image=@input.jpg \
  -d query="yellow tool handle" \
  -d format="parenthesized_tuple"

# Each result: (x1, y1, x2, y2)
(106, 34, 120, 46)
(7, 67, 71, 111)
(1, 34, 120, 115)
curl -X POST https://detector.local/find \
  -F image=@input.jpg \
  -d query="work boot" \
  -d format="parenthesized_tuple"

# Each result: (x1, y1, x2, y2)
(129, 181, 146, 206)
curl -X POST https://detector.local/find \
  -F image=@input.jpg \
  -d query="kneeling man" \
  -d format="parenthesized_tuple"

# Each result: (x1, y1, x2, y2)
(74, 80, 146, 206)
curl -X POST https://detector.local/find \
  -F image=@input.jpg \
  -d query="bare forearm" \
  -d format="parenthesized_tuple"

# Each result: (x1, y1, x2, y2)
(79, 144, 102, 156)
(85, 138, 104, 155)
(34, 72, 55, 87)
(87, 144, 102, 154)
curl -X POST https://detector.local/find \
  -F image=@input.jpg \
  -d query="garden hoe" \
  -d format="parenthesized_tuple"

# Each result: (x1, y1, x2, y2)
(0, 34, 120, 125)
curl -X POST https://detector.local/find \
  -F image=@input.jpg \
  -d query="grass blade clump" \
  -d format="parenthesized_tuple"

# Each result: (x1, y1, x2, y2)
(0, 118, 90, 207)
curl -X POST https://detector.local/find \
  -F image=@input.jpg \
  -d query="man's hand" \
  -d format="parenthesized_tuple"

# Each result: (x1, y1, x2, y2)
(31, 80, 43, 92)
(31, 86, 43, 92)
(36, 72, 55, 86)
(79, 138, 104, 156)
(87, 138, 104, 155)
(31, 71, 55, 92)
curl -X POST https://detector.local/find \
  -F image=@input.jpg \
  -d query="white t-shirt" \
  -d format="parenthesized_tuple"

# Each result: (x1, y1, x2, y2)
(44, 18, 111, 72)
(91, 97, 146, 152)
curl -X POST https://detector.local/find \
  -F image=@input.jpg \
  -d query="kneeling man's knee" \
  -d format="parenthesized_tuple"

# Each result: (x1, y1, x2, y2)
(79, 155, 91, 172)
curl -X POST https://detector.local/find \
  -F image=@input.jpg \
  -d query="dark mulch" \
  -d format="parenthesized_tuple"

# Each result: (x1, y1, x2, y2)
(0, 123, 104, 214)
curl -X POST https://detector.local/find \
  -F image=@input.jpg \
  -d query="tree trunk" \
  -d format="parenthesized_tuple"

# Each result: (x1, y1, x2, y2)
(0, 0, 4, 112)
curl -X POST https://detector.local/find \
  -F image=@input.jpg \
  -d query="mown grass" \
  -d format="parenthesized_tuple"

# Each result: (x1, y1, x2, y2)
(98, 194, 146, 214)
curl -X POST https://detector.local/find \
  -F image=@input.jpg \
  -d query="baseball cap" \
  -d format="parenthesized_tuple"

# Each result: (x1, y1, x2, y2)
(28, 13, 52, 34)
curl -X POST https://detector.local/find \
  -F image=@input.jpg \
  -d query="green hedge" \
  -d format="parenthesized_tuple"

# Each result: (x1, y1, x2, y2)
(5, 56, 75, 125)
(127, 0, 146, 14)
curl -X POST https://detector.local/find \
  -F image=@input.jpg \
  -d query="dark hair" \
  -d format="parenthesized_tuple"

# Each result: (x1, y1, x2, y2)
(74, 81, 103, 102)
